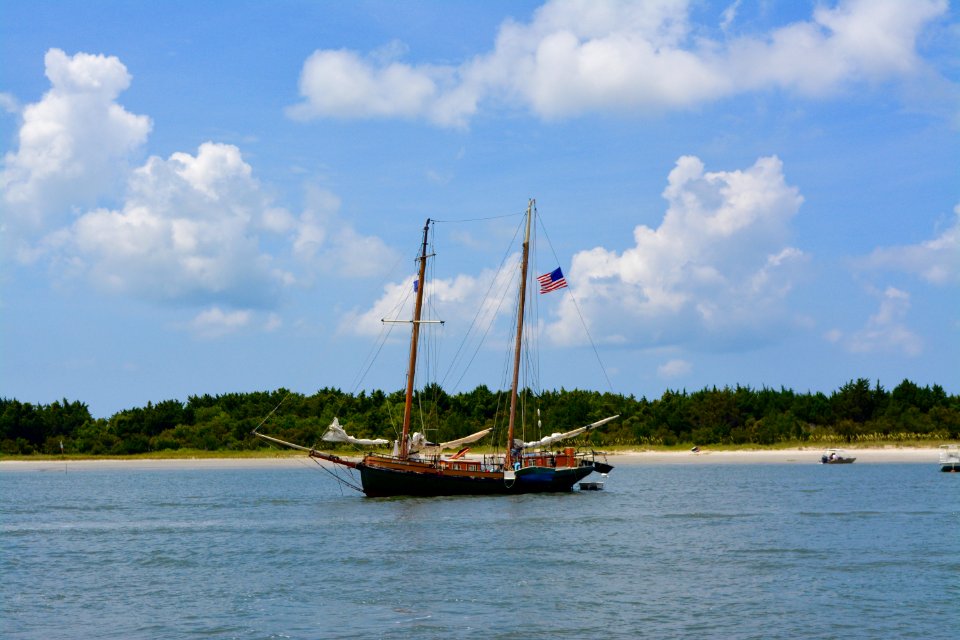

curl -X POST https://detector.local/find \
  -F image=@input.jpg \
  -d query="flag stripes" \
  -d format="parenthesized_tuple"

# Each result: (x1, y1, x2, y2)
(537, 267, 568, 294)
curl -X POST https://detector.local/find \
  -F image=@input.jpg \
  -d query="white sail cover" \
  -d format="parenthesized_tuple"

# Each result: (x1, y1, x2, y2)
(321, 417, 389, 446)
(519, 415, 619, 450)
(438, 428, 492, 450)
(409, 428, 492, 454)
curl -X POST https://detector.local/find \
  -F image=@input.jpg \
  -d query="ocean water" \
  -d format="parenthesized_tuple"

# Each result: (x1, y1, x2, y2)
(1, 461, 957, 639)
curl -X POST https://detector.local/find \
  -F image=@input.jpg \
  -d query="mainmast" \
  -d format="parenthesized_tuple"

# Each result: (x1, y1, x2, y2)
(399, 218, 431, 459)
(505, 200, 534, 468)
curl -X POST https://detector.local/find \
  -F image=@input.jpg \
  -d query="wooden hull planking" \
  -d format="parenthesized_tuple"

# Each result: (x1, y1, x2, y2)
(356, 456, 600, 497)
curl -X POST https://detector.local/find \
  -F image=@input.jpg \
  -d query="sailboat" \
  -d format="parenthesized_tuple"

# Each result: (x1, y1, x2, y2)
(254, 200, 617, 497)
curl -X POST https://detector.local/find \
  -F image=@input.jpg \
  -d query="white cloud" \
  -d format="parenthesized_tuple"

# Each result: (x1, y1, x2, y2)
(2, 49, 403, 315)
(844, 287, 923, 356)
(658, 358, 692, 379)
(0, 92, 18, 113)
(264, 313, 283, 332)
(286, 49, 465, 127)
(547, 155, 805, 348)
(1, 49, 151, 233)
(291, 185, 400, 279)
(340, 259, 519, 340)
(725, 0, 945, 96)
(720, 1, 742, 33)
(339, 274, 420, 337)
(189, 306, 253, 339)
(286, 0, 947, 126)
(344, 156, 806, 354)
(858, 204, 960, 285)
(59, 142, 291, 308)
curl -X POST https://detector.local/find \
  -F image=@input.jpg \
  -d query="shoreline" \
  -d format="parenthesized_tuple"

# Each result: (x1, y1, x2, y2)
(608, 446, 941, 465)
(0, 446, 944, 471)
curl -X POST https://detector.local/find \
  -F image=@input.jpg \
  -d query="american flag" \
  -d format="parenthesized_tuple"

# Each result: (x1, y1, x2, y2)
(537, 267, 568, 294)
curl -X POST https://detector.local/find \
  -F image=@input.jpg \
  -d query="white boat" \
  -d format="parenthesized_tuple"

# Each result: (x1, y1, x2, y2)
(939, 445, 960, 473)
(580, 474, 607, 490)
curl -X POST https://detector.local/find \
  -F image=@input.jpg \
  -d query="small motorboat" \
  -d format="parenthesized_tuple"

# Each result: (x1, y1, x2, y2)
(820, 448, 855, 464)
(939, 445, 959, 472)
(580, 473, 608, 490)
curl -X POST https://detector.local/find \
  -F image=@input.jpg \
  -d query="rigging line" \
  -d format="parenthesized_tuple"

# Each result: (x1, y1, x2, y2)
(566, 287, 615, 393)
(526, 214, 544, 399)
(351, 330, 392, 396)
(251, 392, 290, 435)
(432, 210, 525, 223)
(416, 227, 439, 439)
(535, 211, 616, 395)
(349, 219, 430, 396)
(496, 291, 520, 451)
(487, 330, 515, 455)
(522, 211, 541, 442)
(348, 312, 399, 396)
(312, 457, 363, 493)
(347, 258, 419, 397)
(344, 236, 413, 392)
(440, 213, 526, 389)
(385, 399, 401, 442)
(447, 271, 514, 394)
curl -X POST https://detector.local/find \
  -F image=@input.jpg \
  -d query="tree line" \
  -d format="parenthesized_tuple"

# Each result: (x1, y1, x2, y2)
(2, 378, 958, 456)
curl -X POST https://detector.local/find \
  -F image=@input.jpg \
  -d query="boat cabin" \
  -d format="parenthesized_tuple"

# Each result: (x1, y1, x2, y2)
(438, 458, 483, 472)
(939, 445, 959, 472)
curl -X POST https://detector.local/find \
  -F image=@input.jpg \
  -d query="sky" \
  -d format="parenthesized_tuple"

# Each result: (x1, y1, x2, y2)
(1, 0, 958, 418)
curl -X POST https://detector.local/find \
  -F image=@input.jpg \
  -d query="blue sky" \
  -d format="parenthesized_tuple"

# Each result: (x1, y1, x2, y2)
(1, 0, 957, 418)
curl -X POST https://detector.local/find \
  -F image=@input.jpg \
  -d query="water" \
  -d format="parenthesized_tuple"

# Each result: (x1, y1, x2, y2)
(2, 461, 957, 639)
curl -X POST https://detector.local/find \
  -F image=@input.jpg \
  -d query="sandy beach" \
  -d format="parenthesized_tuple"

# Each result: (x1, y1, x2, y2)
(608, 447, 942, 465)
(0, 447, 946, 471)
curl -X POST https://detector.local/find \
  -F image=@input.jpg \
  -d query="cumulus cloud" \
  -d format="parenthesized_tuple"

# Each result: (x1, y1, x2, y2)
(287, 0, 947, 126)
(724, 0, 945, 95)
(841, 287, 923, 356)
(286, 48, 455, 125)
(59, 142, 291, 308)
(1, 49, 151, 233)
(658, 358, 692, 379)
(857, 204, 960, 285)
(340, 259, 519, 339)
(343, 156, 806, 354)
(2, 49, 404, 323)
(24, 134, 397, 310)
(547, 155, 805, 347)
(291, 184, 400, 279)
(189, 306, 253, 339)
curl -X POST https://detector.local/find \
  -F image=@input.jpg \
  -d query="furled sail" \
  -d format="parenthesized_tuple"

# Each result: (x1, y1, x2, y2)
(438, 428, 492, 450)
(408, 428, 492, 454)
(322, 418, 389, 446)
(519, 415, 619, 450)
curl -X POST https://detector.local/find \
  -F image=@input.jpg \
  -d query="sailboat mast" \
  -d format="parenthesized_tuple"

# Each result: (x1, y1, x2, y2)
(506, 200, 534, 468)
(399, 218, 431, 459)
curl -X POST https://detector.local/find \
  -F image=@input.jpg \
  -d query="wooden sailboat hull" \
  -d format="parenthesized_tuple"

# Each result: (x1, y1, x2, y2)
(357, 461, 599, 498)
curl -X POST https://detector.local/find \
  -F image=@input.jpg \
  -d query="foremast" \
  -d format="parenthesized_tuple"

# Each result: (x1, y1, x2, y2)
(398, 218, 431, 459)
(505, 199, 534, 469)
